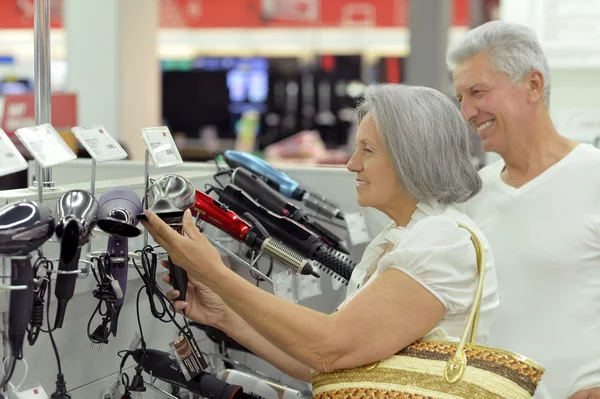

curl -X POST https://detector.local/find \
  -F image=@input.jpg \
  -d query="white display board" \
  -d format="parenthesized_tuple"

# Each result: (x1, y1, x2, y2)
(537, 0, 600, 68)
(502, 0, 600, 68)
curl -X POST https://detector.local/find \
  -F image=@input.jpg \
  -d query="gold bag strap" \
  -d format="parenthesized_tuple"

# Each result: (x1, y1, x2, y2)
(443, 223, 486, 384)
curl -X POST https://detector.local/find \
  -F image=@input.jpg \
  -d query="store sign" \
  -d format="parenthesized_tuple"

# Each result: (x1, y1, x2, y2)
(0, 93, 77, 136)
(0, 0, 470, 29)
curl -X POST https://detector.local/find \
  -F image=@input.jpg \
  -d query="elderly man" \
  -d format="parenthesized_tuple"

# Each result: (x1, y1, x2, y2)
(448, 21, 600, 399)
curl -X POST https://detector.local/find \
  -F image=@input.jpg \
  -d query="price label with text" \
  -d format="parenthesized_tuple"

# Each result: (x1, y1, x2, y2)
(141, 126, 182, 168)
(296, 273, 322, 300)
(0, 128, 28, 177)
(15, 124, 76, 168)
(332, 275, 346, 291)
(272, 270, 297, 303)
(72, 125, 127, 162)
(345, 211, 370, 245)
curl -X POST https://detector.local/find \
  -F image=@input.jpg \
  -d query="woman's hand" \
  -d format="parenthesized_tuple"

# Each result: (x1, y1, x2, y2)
(569, 387, 600, 399)
(161, 259, 230, 328)
(141, 209, 225, 281)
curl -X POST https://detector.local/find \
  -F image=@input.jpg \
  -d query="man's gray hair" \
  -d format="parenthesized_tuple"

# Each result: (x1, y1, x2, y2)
(447, 20, 551, 107)
(356, 84, 481, 204)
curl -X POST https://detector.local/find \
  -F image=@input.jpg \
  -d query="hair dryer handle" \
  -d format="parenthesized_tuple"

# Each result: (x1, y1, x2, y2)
(9, 257, 34, 358)
(108, 235, 128, 307)
(169, 256, 188, 302)
(54, 247, 82, 329)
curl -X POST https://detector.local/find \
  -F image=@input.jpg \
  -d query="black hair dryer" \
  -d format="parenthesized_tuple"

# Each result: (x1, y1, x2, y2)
(54, 189, 99, 329)
(0, 200, 55, 372)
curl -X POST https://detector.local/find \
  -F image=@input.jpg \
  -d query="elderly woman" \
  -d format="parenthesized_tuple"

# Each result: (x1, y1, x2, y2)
(142, 84, 499, 382)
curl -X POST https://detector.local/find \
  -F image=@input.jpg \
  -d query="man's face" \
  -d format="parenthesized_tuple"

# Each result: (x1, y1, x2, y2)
(453, 52, 531, 153)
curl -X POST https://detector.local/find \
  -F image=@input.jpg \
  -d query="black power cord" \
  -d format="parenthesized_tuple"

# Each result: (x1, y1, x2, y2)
(117, 245, 201, 392)
(32, 255, 69, 398)
(87, 254, 118, 347)
(27, 256, 53, 345)
(37, 257, 70, 399)
(7, 253, 68, 397)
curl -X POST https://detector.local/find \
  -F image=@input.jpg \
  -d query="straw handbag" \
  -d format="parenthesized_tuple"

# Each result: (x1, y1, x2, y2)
(311, 223, 545, 399)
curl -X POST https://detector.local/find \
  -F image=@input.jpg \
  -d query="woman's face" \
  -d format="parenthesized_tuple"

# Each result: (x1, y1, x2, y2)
(346, 113, 405, 211)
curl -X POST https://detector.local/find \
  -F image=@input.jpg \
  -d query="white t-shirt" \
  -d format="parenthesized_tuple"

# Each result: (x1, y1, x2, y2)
(338, 200, 499, 344)
(463, 144, 600, 398)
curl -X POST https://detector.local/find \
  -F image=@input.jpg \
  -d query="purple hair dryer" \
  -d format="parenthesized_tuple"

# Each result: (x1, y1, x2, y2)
(97, 187, 143, 335)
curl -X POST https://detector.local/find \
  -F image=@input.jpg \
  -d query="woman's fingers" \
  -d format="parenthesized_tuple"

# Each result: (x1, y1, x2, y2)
(166, 290, 180, 301)
(172, 300, 189, 314)
(161, 259, 169, 269)
(182, 209, 201, 239)
(162, 273, 172, 285)
(140, 210, 179, 252)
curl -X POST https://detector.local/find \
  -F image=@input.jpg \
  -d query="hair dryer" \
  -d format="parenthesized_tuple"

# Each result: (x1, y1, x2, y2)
(54, 190, 99, 329)
(0, 200, 55, 387)
(138, 174, 195, 302)
(192, 190, 318, 278)
(214, 185, 354, 284)
(130, 348, 265, 399)
(231, 167, 349, 254)
(222, 150, 345, 221)
(97, 187, 143, 335)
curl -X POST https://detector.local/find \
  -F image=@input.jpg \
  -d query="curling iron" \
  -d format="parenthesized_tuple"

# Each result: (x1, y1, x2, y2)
(213, 184, 354, 284)
(231, 167, 349, 254)
(222, 150, 345, 221)
(192, 190, 318, 278)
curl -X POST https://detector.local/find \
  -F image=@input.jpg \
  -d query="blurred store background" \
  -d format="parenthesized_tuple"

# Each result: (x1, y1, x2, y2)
(1, 0, 599, 189)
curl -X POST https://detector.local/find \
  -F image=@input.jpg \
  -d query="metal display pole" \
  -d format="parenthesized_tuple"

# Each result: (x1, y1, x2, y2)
(144, 150, 150, 247)
(86, 160, 97, 253)
(33, 0, 55, 199)
(1, 258, 8, 394)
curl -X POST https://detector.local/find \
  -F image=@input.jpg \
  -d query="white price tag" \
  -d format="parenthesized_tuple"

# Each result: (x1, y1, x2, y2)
(72, 124, 127, 162)
(332, 275, 345, 291)
(272, 270, 297, 303)
(15, 124, 76, 168)
(345, 211, 370, 245)
(295, 273, 322, 300)
(141, 126, 182, 168)
(0, 128, 28, 177)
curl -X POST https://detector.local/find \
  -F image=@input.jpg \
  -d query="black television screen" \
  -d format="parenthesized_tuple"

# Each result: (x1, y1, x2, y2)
(161, 70, 231, 138)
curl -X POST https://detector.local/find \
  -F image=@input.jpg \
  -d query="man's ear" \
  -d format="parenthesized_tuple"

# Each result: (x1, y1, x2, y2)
(526, 70, 545, 104)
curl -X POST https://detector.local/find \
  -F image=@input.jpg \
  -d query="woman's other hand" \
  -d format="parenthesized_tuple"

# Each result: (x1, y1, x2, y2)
(161, 259, 230, 328)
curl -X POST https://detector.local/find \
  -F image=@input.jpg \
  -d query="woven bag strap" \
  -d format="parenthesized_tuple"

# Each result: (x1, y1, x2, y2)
(443, 223, 486, 384)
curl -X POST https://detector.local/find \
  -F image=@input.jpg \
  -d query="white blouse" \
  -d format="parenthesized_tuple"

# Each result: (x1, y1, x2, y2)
(338, 200, 499, 344)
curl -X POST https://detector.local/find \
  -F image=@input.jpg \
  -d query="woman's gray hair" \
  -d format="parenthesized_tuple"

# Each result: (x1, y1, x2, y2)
(356, 84, 481, 204)
(447, 20, 551, 107)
